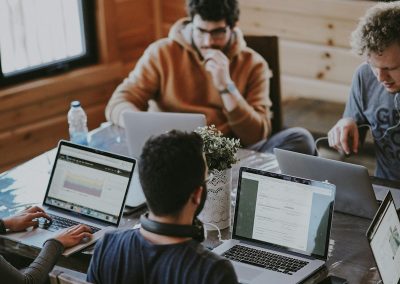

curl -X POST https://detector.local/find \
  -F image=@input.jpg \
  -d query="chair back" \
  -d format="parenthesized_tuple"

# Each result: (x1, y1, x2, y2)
(49, 267, 91, 284)
(244, 36, 283, 134)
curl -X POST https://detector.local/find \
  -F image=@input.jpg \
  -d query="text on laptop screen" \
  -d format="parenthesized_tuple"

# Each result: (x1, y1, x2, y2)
(234, 172, 334, 258)
(369, 199, 400, 284)
(45, 144, 134, 224)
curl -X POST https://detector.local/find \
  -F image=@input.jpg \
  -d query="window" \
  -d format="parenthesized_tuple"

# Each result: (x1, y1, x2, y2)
(0, 0, 97, 86)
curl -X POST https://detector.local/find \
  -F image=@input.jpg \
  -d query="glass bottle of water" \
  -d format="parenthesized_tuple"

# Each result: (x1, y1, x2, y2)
(68, 101, 88, 145)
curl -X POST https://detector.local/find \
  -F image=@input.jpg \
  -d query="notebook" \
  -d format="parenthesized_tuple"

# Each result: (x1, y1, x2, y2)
(122, 111, 206, 207)
(2, 140, 135, 256)
(367, 191, 400, 284)
(213, 167, 335, 284)
(274, 148, 379, 219)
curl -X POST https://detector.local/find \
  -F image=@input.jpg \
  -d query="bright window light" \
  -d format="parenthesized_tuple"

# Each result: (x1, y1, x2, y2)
(0, 0, 86, 76)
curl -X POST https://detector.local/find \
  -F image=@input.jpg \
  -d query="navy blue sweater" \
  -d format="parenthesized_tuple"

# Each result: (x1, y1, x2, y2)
(87, 229, 238, 284)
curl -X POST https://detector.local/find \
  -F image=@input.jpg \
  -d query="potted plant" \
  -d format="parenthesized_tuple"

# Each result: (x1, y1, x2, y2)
(195, 125, 241, 230)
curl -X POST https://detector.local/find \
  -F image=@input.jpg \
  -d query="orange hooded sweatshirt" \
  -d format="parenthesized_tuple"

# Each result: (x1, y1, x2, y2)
(105, 18, 272, 146)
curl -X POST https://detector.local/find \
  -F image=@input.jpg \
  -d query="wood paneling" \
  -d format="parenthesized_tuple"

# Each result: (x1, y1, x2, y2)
(240, 0, 374, 21)
(0, 64, 122, 171)
(0, 104, 106, 172)
(152, 0, 162, 39)
(280, 39, 363, 84)
(0, 83, 114, 133)
(97, 0, 120, 63)
(240, 7, 359, 48)
(161, 0, 186, 36)
(0, 63, 122, 110)
(282, 75, 350, 103)
(115, 0, 155, 72)
(238, 0, 374, 102)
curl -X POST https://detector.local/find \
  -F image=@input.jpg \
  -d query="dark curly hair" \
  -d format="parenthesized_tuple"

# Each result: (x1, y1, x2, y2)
(139, 130, 205, 217)
(186, 0, 239, 28)
(351, 2, 400, 55)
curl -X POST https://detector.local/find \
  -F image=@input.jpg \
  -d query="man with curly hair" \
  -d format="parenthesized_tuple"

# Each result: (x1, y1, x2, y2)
(328, 2, 400, 180)
(105, 0, 315, 155)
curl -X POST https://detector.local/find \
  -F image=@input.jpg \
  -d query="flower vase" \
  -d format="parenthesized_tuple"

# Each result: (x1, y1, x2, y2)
(198, 168, 232, 230)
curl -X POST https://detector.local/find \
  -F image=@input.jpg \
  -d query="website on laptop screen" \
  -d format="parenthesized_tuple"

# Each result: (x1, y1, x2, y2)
(234, 172, 334, 257)
(45, 144, 134, 224)
(370, 200, 400, 284)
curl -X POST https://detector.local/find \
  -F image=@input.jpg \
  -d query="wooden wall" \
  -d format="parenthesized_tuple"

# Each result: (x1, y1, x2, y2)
(0, 0, 376, 172)
(238, 0, 374, 102)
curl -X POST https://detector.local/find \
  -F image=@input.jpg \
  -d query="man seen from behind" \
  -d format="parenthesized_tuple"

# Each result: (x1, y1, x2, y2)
(87, 131, 238, 284)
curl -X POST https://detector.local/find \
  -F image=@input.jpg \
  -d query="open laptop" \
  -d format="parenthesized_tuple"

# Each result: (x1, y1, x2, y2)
(122, 111, 206, 207)
(2, 140, 135, 256)
(213, 167, 335, 284)
(371, 176, 400, 210)
(274, 148, 379, 219)
(366, 191, 400, 284)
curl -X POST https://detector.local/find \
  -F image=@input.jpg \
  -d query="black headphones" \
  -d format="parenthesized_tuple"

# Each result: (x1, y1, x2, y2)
(140, 213, 205, 242)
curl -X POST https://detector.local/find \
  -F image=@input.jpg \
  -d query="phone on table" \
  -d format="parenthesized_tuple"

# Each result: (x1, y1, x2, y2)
(318, 275, 348, 284)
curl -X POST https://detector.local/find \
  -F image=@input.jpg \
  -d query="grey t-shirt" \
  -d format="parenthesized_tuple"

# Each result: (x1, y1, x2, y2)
(344, 63, 400, 180)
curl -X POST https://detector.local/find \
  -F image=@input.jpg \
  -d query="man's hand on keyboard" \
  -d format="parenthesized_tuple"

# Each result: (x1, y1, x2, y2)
(54, 224, 93, 248)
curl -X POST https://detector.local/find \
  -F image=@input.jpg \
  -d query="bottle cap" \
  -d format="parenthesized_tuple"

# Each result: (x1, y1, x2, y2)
(71, 101, 81, 108)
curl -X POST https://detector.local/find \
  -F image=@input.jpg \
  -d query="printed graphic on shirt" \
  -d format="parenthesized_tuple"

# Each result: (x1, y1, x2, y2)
(374, 107, 400, 161)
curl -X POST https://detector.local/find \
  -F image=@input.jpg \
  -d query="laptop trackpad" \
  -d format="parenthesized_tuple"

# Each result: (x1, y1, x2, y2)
(235, 263, 263, 283)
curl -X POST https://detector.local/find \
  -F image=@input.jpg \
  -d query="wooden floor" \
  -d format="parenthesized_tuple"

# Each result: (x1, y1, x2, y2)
(282, 98, 376, 175)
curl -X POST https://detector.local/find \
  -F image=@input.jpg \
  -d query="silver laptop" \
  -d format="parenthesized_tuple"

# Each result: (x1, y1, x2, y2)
(370, 176, 400, 210)
(2, 140, 135, 256)
(122, 111, 206, 207)
(367, 191, 400, 284)
(213, 167, 335, 284)
(274, 148, 379, 219)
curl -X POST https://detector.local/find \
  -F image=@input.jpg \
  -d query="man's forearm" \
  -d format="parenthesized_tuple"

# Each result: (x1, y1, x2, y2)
(105, 98, 141, 127)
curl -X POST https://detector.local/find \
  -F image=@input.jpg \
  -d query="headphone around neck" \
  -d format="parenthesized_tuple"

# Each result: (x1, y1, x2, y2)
(140, 213, 205, 242)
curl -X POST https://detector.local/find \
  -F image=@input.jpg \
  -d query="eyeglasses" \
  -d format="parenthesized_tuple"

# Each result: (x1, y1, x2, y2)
(194, 26, 229, 40)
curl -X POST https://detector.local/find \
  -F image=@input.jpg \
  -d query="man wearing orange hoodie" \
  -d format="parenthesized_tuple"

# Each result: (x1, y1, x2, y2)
(106, 0, 315, 154)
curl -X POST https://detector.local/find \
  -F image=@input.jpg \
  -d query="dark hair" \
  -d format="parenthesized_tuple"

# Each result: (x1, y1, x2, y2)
(351, 2, 400, 55)
(186, 0, 239, 28)
(139, 130, 206, 216)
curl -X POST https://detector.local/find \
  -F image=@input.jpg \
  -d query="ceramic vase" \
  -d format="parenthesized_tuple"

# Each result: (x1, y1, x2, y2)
(198, 168, 232, 230)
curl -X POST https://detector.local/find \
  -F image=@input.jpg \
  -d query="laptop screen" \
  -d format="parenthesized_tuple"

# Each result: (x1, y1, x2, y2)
(123, 112, 206, 158)
(233, 168, 335, 259)
(44, 142, 135, 226)
(367, 192, 400, 284)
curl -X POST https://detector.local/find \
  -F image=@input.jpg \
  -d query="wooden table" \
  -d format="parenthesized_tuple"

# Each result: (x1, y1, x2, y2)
(0, 124, 381, 283)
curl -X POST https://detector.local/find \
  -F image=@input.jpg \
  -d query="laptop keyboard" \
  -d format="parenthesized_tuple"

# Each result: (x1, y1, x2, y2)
(46, 214, 101, 233)
(222, 245, 309, 275)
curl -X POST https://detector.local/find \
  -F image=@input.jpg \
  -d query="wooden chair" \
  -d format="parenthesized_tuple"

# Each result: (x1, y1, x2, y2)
(244, 36, 283, 135)
(49, 266, 91, 284)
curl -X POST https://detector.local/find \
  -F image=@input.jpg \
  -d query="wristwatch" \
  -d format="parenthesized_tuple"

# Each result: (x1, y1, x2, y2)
(219, 82, 237, 95)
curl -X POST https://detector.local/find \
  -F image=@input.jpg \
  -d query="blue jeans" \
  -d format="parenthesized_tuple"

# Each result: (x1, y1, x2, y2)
(248, 127, 316, 155)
